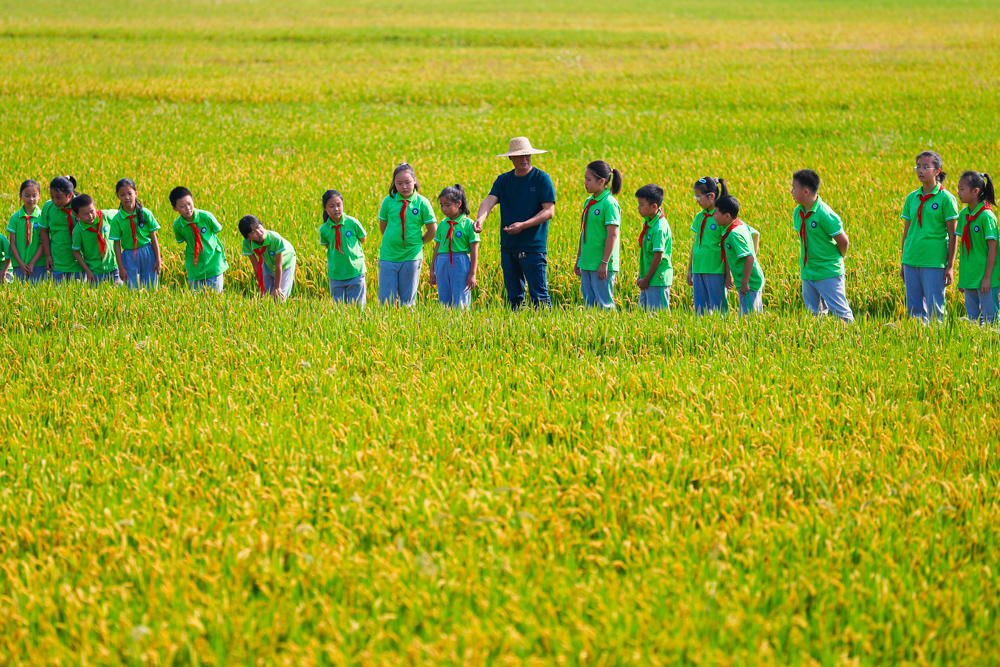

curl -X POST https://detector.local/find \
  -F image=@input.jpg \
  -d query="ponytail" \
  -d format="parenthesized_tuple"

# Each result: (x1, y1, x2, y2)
(693, 176, 728, 202)
(961, 171, 996, 207)
(586, 160, 622, 195)
(985, 173, 996, 207)
(438, 184, 470, 216)
(50, 175, 77, 196)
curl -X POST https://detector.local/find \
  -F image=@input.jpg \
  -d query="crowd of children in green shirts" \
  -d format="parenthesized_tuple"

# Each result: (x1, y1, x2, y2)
(4, 151, 997, 323)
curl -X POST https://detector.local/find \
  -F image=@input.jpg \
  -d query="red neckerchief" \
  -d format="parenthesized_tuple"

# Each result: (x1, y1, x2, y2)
(445, 218, 459, 265)
(60, 206, 74, 237)
(961, 203, 992, 256)
(580, 197, 597, 244)
(124, 208, 140, 258)
(798, 208, 815, 265)
(331, 221, 344, 253)
(252, 242, 268, 294)
(398, 196, 411, 248)
(720, 219, 745, 268)
(23, 209, 34, 247)
(698, 208, 715, 248)
(915, 186, 938, 228)
(186, 219, 204, 265)
(85, 211, 106, 255)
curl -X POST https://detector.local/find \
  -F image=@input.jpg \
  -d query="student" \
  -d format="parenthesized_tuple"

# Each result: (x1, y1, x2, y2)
(715, 195, 766, 315)
(376, 163, 437, 306)
(238, 215, 296, 302)
(0, 233, 11, 283)
(69, 194, 120, 286)
(574, 160, 622, 309)
(319, 189, 367, 307)
(900, 151, 960, 321)
(7, 180, 46, 283)
(110, 178, 162, 290)
(791, 169, 854, 322)
(37, 176, 81, 283)
(634, 183, 673, 312)
(169, 187, 228, 293)
(685, 177, 729, 314)
(430, 184, 480, 309)
(955, 171, 998, 324)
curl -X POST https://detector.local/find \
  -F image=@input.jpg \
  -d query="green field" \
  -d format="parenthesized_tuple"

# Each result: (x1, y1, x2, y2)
(2, 1, 1000, 664)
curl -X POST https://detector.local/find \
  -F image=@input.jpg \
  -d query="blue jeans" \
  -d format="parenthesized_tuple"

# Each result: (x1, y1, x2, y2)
(435, 252, 472, 309)
(500, 251, 550, 310)
(963, 287, 998, 324)
(89, 270, 120, 287)
(580, 269, 616, 309)
(121, 243, 158, 289)
(802, 276, 854, 322)
(692, 273, 727, 314)
(330, 274, 366, 308)
(378, 258, 422, 307)
(52, 270, 84, 283)
(262, 260, 296, 301)
(903, 265, 946, 322)
(189, 274, 224, 293)
(639, 285, 670, 312)
(14, 266, 48, 284)
(737, 290, 764, 315)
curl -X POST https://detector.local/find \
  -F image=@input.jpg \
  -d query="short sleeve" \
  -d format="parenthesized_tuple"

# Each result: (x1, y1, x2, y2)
(144, 208, 161, 231)
(692, 213, 703, 234)
(433, 224, 447, 244)
(204, 212, 223, 233)
(488, 174, 504, 200)
(539, 172, 556, 203)
(468, 220, 481, 243)
(241, 238, 253, 256)
(419, 197, 436, 224)
(900, 193, 914, 221)
(319, 224, 329, 246)
(791, 208, 800, 232)
(6, 214, 19, 234)
(821, 209, 845, 236)
(354, 219, 367, 238)
(108, 215, 122, 241)
(943, 193, 960, 221)
(728, 229, 754, 259)
(173, 219, 186, 244)
(604, 199, 621, 226)
(36, 202, 50, 229)
(377, 197, 390, 222)
(984, 213, 999, 241)
(651, 226, 668, 253)
(71, 225, 83, 250)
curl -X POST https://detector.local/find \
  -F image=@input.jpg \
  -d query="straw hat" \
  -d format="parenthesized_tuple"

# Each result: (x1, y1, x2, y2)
(496, 136, 548, 157)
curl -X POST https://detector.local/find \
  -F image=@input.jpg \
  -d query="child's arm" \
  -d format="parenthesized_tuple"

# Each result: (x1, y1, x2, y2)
(982, 239, 997, 294)
(598, 226, 619, 280)
(899, 218, 911, 281)
(73, 249, 95, 283)
(8, 233, 27, 273)
(636, 251, 662, 289)
(944, 219, 958, 287)
(114, 241, 127, 283)
(573, 230, 584, 277)
(272, 252, 284, 299)
(0, 258, 10, 281)
(833, 231, 850, 257)
(740, 255, 754, 295)
(467, 241, 479, 291)
(150, 231, 162, 273)
(422, 223, 437, 244)
(429, 242, 440, 286)
(751, 228, 760, 255)
(685, 253, 694, 287)
(724, 262, 734, 290)
(40, 229, 53, 271)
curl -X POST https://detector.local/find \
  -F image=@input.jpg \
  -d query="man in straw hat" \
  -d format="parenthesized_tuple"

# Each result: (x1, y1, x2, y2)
(474, 137, 557, 309)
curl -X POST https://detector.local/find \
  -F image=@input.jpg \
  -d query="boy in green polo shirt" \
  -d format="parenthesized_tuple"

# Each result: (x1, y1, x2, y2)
(169, 186, 228, 293)
(430, 184, 480, 309)
(634, 184, 672, 312)
(686, 176, 730, 314)
(716, 196, 765, 315)
(238, 215, 296, 302)
(7, 179, 46, 283)
(791, 169, 854, 322)
(69, 194, 120, 286)
(319, 189, 367, 308)
(955, 171, 999, 324)
(574, 160, 623, 310)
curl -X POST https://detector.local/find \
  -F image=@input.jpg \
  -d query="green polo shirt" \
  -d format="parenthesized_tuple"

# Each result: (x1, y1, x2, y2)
(900, 184, 960, 269)
(377, 192, 435, 262)
(70, 210, 119, 274)
(172, 210, 228, 281)
(723, 222, 765, 292)
(6, 206, 42, 263)
(320, 215, 366, 281)
(690, 208, 724, 274)
(578, 189, 621, 272)
(0, 234, 10, 266)
(241, 230, 296, 272)
(793, 197, 846, 281)
(109, 207, 161, 251)
(434, 216, 480, 255)
(638, 214, 673, 287)
(36, 199, 79, 273)
(956, 204, 1000, 290)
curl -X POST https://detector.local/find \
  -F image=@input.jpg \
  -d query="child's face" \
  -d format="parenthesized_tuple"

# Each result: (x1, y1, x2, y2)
(394, 171, 416, 198)
(117, 186, 137, 211)
(584, 170, 605, 194)
(172, 194, 196, 220)
(693, 187, 715, 210)
(715, 211, 735, 226)
(956, 179, 979, 206)
(324, 196, 344, 222)
(51, 189, 73, 208)
(915, 157, 940, 185)
(439, 197, 462, 219)
(247, 224, 266, 243)
(75, 202, 98, 225)
(790, 180, 813, 207)
(20, 185, 40, 211)
(636, 198, 659, 219)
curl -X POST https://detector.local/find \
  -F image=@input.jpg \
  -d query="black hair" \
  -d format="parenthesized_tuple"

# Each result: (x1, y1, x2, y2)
(716, 195, 740, 218)
(322, 189, 344, 221)
(116, 177, 146, 222)
(634, 183, 664, 208)
(70, 194, 94, 213)
(238, 215, 263, 238)
(916, 151, 947, 184)
(586, 160, 623, 196)
(438, 184, 470, 216)
(50, 176, 77, 196)
(960, 171, 997, 207)
(19, 179, 40, 195)
(792, 169, 821, 193)
(389, 163, 419, 196)
(693, 176, 729, 202)
(169, 186, 193, 207)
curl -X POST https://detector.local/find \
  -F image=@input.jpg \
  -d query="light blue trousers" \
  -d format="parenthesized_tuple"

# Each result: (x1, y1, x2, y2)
(435, 252, 472, 309)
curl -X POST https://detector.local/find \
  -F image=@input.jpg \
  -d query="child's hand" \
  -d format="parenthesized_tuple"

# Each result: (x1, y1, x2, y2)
(272, 287, 285, 301)
(465, 273, 476, 291)
(428, 271, 436, 287)
(740, 283, 750, 296)
(153, 258, 162, 273)
(944, 267, 954, 287)
(45, 257, 53, 271)
(725, 276, 735, 290)
(86, 271, 97, 285)
(685, 271, 693, 287)
(119, 268, 129, 283)
(980, 278, 991, 294)
(597, 264, 608, 281)
(573, 265, 582, 278)
(899, 264, 906, 282)
(636, 276, 649, 289)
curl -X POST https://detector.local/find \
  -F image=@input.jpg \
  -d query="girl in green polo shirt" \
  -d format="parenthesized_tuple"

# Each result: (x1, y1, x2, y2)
(320, 189, 368, 308)
(7, 179, 46, 284)
(685, 176, 730, 314)
(574, 160, 623, 310)
(37, 175, 82, 283)
(110, 178, 162, 290)
(238, 215, 297, 302)
(955, 171, 999, 325)
(376, 163, 437, 307)
(430, 184, 480, 309)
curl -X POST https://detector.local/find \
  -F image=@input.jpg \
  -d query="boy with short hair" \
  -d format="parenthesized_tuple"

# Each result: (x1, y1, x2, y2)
(634, 184, 673, 311)
(70, 194, 120, 286)
(238, 215, 296, 302)
(791, 169, 854, 322)
(169, 187, 228, 293)
(715, 195, 765, 315)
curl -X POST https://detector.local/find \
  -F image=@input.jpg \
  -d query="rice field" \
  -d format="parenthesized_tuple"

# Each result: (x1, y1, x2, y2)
(1, 0, 1000, 664)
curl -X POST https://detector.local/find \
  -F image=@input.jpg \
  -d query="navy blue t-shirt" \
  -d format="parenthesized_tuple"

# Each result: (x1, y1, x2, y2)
(488, 167, 557, 253)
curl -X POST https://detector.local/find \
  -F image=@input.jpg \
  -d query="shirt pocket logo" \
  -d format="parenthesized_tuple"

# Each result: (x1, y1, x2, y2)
(710, 223, 717, 230)
(411, 207, 419, 215)
(931, 203, 939, 210)
(138, 222, 145, 228)
(811, 221, 818, 228)
(200, 227, 208, 233)
(594, 208, 601, 216)
(456, 230, 463, 238)
(974, 226, 981, 233)
(346, 230, 352, 237)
